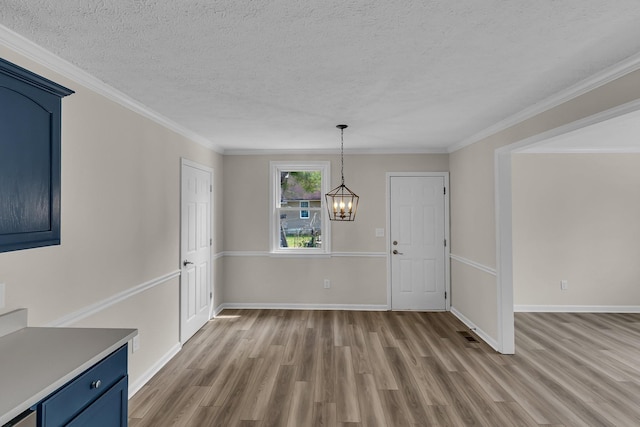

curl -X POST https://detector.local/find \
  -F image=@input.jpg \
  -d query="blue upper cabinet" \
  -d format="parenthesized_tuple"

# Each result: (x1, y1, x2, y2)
(0, 58, 74, 253)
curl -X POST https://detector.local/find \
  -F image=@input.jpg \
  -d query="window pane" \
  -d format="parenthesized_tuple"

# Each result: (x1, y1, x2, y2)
(271, 161, 329, 254)
(279, 209, 322, 248)
(279, 171, 322, 248)
(280, 171, 321, 203)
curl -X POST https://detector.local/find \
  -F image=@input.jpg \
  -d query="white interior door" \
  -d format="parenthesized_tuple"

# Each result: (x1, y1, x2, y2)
(390, 175, 447, 310)
(180, 159, 212, 343)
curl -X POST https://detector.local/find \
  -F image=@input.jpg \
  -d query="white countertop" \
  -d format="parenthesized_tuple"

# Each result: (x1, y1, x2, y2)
(0, 326, 137, 425)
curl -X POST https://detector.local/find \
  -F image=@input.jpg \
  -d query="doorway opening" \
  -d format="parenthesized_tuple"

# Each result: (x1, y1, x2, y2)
(495, 99, 640, 354)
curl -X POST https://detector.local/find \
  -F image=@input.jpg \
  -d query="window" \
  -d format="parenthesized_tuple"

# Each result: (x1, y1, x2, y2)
(270, 161, 330, 254)
(299, 201, 310, 219)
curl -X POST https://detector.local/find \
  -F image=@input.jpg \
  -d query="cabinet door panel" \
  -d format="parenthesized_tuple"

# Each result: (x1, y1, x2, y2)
(67, 376, 128, 427)
(0, 58, 73, 253)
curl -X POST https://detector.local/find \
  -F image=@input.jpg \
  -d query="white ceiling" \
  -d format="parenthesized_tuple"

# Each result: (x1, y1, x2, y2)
(3, 1, 640, 153)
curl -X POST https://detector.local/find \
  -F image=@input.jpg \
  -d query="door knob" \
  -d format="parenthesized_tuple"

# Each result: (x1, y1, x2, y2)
(392, 249, 403, 255)
(393, 241, 398, 245)
(183, 260, 194, 267)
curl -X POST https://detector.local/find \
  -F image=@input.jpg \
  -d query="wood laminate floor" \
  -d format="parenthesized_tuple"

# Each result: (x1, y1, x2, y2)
(129, 310, 640, 426)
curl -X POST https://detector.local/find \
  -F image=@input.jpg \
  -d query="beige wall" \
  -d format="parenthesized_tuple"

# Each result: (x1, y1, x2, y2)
(222, 153, 448, 306)
(0, 46, 224, 388)
(450, 68, 640, 345)
(512, 153, 640, 307)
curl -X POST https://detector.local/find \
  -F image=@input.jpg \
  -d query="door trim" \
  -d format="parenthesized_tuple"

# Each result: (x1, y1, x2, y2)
(386, 172, 450, 311)
(180, 158, 214, 344)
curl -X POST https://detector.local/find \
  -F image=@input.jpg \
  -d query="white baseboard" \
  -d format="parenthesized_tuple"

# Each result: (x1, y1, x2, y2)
(450, 306, 500, 352)
(222, 251, 386, 258)
(213, 303, 226, 317)
(217, 302, 388, 312)
(515, 305, 640, 313)
(128, 342, 182, 399)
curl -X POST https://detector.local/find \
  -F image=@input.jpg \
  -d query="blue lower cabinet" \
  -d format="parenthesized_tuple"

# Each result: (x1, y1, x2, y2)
(37, 345, 128, 426)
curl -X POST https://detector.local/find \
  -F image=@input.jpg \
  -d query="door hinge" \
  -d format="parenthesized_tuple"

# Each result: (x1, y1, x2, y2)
(210, 184, 212, 192)
(445, 291, 447, 299)
(210, 238, 212, 246)
(444, 187, 446, 195)
(444, 239, 447, 247)
(210, 292, 213, 299)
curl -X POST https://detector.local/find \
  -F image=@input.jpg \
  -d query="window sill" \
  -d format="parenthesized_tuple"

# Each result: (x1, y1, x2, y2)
(269, 251, 331, 258)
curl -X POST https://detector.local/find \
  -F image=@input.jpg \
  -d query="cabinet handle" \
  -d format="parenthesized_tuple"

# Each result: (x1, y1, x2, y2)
(91, 379, 102, 389)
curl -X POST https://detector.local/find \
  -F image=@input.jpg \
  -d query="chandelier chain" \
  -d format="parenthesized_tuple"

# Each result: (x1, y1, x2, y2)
(340, 127, 345, 186)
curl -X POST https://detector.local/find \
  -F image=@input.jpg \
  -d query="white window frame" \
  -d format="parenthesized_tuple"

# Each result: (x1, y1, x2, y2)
(270, 161, 331, 255)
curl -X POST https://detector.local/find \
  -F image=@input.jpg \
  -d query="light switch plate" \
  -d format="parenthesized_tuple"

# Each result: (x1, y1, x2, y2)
(375, 228, 385, 237)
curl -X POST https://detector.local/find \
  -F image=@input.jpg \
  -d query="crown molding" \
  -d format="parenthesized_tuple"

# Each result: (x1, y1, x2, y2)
(449, 51, 640, 153)
(8, 21, 639, 157)
(0, 57, 73, 97)
(0, 24, 223, 153)
(223, 146, 449, 155)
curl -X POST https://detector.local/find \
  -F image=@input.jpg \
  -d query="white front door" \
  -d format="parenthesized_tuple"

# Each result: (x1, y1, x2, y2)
(390, 175, 447, 310)
(180, 159, 212, 343)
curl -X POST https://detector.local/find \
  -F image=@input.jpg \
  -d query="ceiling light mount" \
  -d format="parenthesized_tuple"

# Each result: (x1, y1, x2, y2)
(325, 124, 359, 221)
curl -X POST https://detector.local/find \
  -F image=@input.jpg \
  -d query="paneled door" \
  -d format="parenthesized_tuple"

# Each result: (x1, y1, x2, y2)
(390, 175, 447, 310)
(180, 159, 213, 343)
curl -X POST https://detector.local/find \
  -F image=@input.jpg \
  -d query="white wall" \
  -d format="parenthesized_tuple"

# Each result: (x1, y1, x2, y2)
(0, 45, 224, 390)
(222, 153, 449, 308)
(512, 153, 640, 308)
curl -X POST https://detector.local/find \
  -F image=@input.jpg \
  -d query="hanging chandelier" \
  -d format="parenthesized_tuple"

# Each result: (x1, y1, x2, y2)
(325, 124, 359, 221)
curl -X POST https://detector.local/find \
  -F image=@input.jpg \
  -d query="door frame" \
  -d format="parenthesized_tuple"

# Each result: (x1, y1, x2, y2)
(180, 158, 214, 344)
(386, 172, 450, 311)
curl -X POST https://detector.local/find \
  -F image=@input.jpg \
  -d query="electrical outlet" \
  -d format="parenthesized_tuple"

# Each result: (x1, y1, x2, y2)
(324, 279, 331, 289)
(0, 283, 5, 309)
(560, 280, 568, 291)
(132, 335, 140, 352)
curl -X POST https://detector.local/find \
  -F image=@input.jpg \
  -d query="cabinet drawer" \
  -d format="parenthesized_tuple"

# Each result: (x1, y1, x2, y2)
(38, 346, 127, 426)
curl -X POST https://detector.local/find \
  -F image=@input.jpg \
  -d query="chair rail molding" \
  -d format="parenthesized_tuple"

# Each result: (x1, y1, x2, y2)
(46, 270, 181, 327)
(449, 253, 497, 276)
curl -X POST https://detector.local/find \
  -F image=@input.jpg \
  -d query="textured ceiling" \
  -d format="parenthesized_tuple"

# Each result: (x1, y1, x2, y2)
(2, 1, 640, 152)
